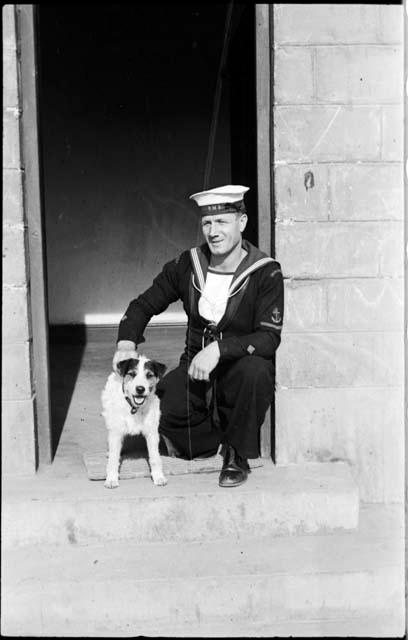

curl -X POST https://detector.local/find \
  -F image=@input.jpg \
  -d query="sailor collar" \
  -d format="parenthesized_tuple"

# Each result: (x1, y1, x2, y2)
(189, 239, 276, 295)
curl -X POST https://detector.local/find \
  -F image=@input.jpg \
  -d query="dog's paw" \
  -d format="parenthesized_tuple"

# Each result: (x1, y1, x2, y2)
(152, 473, 168, 486)
(104, 477, 119, 489)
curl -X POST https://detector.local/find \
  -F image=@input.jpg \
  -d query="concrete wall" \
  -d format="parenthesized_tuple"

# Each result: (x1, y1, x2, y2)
(2, 5, 37, 474)
(273, 4, 404, 502)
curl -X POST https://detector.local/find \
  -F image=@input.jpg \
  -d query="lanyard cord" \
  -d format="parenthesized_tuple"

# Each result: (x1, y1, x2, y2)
(186, 281, 195, 464)
(203, 0, 234, 191)
(196, 1, 235, 247)
(188, 2, 235, 460)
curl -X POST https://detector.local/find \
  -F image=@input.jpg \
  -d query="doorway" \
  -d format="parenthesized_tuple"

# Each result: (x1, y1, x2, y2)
(38, 4, 260, 461)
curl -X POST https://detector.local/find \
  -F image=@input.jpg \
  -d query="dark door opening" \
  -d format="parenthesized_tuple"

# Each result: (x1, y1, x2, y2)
(38, 4, 258, 459)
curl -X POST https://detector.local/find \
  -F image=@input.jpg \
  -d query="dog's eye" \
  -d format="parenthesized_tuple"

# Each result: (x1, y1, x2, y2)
(146, 371, 154, 379)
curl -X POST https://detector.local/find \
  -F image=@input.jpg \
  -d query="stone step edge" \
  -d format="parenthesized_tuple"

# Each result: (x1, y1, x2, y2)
(38, 613, 403, 639)
(3, 460, 358, 501)
(3, 492, 359, 548)
(4, 505, 401, 582)
(3, 567, 402, 627)
(2, 615, 404, 639)
(2, 462, 360, 547)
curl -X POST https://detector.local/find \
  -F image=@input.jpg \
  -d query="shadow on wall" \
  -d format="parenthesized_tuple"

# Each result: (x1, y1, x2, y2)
(48, 327, 86, 458)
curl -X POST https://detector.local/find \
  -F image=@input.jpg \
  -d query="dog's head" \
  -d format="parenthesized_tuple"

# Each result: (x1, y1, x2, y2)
(116, 356, 167, 412)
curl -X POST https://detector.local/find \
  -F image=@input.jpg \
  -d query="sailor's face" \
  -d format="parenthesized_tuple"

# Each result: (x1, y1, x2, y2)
(201, 213, 247, 256)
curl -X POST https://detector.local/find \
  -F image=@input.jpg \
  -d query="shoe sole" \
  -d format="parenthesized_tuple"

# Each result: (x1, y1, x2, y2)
(218, 475, 248, 488)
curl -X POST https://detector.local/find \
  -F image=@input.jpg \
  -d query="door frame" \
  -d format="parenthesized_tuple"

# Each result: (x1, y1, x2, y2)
(17, 4, 52, 467)
(256, 5, 274, 458)
(21, 3, 274, 465)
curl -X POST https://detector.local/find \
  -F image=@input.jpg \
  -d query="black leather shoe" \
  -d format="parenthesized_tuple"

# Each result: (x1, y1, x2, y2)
(219, 445, 250, 488)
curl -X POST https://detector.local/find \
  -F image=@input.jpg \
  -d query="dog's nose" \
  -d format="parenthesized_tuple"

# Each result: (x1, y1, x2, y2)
(136, 386, 145, 395)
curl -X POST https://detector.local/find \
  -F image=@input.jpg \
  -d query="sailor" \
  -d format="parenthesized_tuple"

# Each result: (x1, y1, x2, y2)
(113, 185, 284, 487)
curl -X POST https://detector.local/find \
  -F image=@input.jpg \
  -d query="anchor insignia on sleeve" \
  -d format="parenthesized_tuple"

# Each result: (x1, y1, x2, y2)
(271, 307, 282, 324)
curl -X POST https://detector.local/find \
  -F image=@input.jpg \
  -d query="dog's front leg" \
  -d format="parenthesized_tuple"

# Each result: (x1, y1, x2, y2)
(105, 431, 123, 489)
(145, 432, 167, 486)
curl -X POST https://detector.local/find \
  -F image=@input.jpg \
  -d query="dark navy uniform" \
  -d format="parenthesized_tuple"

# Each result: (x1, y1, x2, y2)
(118, 238, 284, 460)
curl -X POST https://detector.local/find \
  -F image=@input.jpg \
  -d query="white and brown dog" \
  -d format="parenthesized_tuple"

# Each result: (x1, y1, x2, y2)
(101, 355, 167, 488)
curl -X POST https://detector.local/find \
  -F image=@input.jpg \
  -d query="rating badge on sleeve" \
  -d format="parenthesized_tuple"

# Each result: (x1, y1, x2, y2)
(271, 307, 282, 324)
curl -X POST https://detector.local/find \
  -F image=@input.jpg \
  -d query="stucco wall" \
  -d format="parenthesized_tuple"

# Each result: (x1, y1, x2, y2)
(2, 5, 37, 474)
(273, 4, 404, 502)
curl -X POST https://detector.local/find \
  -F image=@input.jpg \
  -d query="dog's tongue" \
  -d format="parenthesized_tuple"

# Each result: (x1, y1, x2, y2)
(133, 396, 145, 406)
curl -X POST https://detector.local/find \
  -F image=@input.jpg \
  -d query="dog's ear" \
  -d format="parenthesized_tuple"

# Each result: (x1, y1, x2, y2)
(148, 360, 167, 379)
(116, 358, 138, 378)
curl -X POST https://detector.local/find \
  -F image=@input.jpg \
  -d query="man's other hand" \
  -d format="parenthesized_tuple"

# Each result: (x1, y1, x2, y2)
(113, 340, 138, 373)
(188, 341, 220, 381)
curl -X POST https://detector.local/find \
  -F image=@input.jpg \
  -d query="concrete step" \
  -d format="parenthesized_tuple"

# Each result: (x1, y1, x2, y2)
(1, 504, 404, 637)
(3, 461, 359, 548)
(91, 616, 405, 638)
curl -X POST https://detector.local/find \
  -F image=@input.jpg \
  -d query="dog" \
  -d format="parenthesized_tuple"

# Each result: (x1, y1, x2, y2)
(101, 355, 167, 488)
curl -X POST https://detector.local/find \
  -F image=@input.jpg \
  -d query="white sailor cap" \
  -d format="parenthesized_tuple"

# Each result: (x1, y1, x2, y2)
(189, 185, 249, 215)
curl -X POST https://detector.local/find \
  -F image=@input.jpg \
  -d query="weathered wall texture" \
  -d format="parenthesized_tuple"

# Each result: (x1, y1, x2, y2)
(273, 4, 404, 502)
(2, 5, 37, 474)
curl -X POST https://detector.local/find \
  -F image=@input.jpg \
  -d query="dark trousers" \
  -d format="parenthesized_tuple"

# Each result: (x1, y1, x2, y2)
(157, 355, 275, 460)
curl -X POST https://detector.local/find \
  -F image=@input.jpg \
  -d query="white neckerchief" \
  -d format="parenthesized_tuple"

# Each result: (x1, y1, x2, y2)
(198, 268, 234, 324)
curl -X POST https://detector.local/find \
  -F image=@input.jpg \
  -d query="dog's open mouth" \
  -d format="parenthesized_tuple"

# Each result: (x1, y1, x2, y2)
(125, 394, 147, 413)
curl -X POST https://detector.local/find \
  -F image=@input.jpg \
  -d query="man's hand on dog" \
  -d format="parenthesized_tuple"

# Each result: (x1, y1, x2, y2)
(113, 340, 138, 373)
(188, 341, 220, 381)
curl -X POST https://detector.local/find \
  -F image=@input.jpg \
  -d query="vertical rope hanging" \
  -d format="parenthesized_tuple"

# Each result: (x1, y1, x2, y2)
(203, 1, 234, 191)
(188, 3, 235, 463)
(195, 0, 234, 247)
